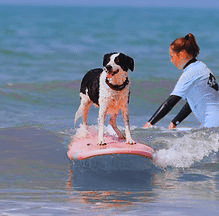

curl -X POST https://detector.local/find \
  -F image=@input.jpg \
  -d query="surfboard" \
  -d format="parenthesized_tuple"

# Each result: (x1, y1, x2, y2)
(67, 135, 155, 161)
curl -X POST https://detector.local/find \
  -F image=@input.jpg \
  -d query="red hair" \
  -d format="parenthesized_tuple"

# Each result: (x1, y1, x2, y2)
(170, 33, 200, 58)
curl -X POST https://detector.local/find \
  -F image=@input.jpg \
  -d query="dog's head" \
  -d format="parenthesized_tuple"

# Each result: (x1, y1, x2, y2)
(103, 53, 134, 78)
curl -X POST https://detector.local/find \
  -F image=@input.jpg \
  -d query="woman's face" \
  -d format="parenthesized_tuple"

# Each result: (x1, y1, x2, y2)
(169, 47, 190, 70)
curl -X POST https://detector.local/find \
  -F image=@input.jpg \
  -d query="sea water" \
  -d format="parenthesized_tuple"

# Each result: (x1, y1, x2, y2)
(1, 5, 219, 215)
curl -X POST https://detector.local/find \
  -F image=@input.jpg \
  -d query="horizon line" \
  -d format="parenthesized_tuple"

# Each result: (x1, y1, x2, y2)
(0, 3, 219, 9)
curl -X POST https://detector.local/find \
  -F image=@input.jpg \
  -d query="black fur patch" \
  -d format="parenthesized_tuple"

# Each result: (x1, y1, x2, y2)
(80, 68, 103, 105)
(114, 53, 134, 72)
(80, 53, 134, 106)
(103, 53, 134, 72)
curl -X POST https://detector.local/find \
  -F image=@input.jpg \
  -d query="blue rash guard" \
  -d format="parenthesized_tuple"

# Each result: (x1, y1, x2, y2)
(171, 60, 219, 127)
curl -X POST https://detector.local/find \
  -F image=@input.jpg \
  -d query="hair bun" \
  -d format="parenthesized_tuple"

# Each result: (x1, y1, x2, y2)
(185, 34, 190, 40)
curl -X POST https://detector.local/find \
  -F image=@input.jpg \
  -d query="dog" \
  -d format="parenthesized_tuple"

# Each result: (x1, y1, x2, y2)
(74, 52, 135, 145)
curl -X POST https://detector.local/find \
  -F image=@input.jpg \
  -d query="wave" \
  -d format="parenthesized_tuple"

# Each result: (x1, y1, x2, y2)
(151, 127, 219, 168)
(70, 125, 219, 169)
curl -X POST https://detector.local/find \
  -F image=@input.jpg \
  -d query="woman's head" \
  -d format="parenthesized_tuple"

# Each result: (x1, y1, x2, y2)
(170, 33, 200, 57)
(169, 33, 200, 69)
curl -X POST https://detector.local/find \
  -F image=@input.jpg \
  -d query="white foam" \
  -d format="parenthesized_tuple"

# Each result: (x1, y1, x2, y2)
(73, 124, 137, 139)
(153, 129, 219, 168)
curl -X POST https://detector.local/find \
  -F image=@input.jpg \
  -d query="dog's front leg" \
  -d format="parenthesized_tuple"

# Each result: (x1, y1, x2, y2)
(109, 114, 125, 139)
(98, 106, 107, 145)
(121, 106, 135, 145)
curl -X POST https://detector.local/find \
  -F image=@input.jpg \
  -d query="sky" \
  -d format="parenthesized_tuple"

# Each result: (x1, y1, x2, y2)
(1, 0, 219, 8)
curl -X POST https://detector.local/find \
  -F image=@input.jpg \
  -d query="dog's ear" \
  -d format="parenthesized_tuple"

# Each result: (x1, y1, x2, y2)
(103, 54, 111, 67)
(103, 52, 118, 66)
(127, 56, 134, 72)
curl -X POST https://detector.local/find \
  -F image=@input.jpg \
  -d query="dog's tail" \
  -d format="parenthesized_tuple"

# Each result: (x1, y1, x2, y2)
(74, 106, 82, 126)
(74, 93, 91, 127)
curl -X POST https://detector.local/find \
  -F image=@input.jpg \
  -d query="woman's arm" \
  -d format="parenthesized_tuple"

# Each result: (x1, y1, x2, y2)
(144, 95, 181, 127)
(168, 102, 192, 129)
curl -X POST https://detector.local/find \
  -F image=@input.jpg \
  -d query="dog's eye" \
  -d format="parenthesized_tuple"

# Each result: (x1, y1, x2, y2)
(115, 58, 119, 64)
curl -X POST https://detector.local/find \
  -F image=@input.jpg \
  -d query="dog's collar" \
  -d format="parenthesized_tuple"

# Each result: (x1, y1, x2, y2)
(105, 77, 129, 91)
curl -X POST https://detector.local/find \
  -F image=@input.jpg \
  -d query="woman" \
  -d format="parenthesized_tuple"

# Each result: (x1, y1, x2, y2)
(144, 33, 219, 129)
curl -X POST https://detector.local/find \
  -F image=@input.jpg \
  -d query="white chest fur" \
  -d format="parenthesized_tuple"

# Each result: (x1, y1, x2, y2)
(99, 71, 130, 115)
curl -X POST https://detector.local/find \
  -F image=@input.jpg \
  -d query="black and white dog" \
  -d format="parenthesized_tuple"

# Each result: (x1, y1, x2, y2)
(74, 52, 135, 145)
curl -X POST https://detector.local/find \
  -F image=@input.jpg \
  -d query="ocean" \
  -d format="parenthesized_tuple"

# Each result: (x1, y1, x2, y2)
(1, 5, 219, 215)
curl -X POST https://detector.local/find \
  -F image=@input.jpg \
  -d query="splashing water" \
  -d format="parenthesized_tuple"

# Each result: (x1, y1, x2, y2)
(73, 124, 117, 140)
(153, 128, 219, 168)
(71, 125, 219, 169)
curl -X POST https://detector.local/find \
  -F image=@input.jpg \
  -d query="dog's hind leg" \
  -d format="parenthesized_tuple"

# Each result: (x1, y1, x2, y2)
(109, 114, 125, 139)
(74, 93, 92, 126)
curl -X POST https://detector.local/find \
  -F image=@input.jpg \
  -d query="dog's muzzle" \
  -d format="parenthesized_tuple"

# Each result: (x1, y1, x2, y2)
(105, 65, 119, 78)
(106, 65, 113, 71)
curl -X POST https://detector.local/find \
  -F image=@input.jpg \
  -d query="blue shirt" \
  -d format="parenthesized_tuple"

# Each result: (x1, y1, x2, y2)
(171, 61, 219, 127)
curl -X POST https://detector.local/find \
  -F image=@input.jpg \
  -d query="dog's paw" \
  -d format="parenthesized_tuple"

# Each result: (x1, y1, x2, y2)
(97, 141, 107, 146)
(126, 139, 136, 145)
(98, 143, 107, 146)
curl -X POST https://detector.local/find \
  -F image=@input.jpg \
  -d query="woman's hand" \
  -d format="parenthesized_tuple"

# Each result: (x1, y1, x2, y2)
(143, 122, 152, 128)
(168, 122, 176, 129)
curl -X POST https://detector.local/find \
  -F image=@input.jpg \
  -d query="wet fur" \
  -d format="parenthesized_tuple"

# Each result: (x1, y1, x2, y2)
(74, 52, 135, 145)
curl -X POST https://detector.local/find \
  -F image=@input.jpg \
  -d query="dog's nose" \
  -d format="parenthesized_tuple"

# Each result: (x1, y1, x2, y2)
(106, 65, 112, 71)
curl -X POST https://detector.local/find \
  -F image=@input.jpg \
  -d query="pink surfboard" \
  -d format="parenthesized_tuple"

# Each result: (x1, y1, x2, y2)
(67, 135, 155, 161)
